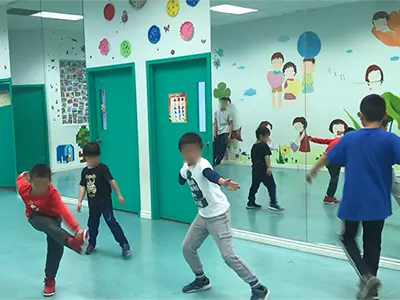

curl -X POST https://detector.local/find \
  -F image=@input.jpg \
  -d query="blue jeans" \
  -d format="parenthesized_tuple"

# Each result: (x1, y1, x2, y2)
(87, 201, 129, 247)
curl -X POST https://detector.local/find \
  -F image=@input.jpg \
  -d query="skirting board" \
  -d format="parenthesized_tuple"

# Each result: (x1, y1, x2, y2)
(232, 228, 400, 270)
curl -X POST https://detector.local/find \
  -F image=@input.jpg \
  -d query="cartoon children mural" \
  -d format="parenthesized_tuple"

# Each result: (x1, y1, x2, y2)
(267, 52, 285, 109)
(301, 58, 316, 99)
(259, 121, 277, 151)
(291, 117, 310, 153)
(371, 11, 400, 47)
(365, 64, 384, 91)
(283, 62, 302, 104)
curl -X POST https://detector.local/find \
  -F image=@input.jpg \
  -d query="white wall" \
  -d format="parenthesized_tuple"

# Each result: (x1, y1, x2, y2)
(211, 1, 400, 168)
(9, 29, 87, 171)
(83, 0, 211, 218)
(0, 6, 11, 79)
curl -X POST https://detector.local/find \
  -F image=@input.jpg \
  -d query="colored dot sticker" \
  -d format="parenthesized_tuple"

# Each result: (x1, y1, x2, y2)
(180, 21, 194, 41)
(186, 0, 199, 7)
(103, 3, 115, 21)
(148, 25, 161, 44)
(120, 40, 132, 58)
(166, 0, 179, 17)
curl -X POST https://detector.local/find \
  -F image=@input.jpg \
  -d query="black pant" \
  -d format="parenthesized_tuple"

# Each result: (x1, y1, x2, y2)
(248, 168, 277, 204)
(213, 133, 228, 165)
(326, 164, 341, 197)
(338, 220, 385, 277)
(88, 201, 129, 247)
(29, 213, 73, 280)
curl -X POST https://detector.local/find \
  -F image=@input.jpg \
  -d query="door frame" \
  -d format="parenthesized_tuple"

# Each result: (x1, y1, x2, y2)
(86, 63, 141, 214)
(0, 77, 17, 188)
(12, 84, 50, 168)
(146, 53, 213, 220)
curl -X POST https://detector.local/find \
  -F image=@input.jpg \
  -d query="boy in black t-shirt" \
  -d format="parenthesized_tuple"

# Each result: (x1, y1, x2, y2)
(76, 142, 130, 257)
(247, 126, 284, 212)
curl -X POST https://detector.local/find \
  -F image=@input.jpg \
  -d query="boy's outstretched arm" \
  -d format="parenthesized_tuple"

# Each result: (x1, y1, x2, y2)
(306, 154, 328, 183)
(51, 190, 81, 234)
(202, 168, 240, 190)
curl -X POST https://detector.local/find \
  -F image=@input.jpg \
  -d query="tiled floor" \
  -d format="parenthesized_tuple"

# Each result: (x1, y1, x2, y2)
(1, 190, 399, 299)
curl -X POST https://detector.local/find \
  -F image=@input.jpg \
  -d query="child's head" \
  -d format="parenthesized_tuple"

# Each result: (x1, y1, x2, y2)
(83, 142, 101, 167)
(365, 64, 384, 88)
(329, 119, 348, 136)
(259, 121, 273, 131)
(372, 11, 389, 31)
(359, 94, 386, 127)
(271, 52, 284, 70)
(255, 126, 270, 142)
(29, 164, 52, 195)
(178, 132, 203, 165)
(283, 62, 297, 79)
(381, 118, 389, 131)
(219, 97, 230, 110)
(344, 127, 355, 134)
(292, 117, 307, 132)
(302, 58, 316, 73)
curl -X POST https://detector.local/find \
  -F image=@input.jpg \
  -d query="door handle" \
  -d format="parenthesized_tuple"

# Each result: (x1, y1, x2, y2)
(204, 142, 210, 147)
(97, 138, 102, 143)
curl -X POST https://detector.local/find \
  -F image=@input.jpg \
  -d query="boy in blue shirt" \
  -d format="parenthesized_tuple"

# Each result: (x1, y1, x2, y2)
(306, 94, 400, 300)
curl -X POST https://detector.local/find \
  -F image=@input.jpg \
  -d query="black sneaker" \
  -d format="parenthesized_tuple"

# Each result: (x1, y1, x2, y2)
(357, 276, 381, 300)
(250, 286, 269, 300)
(268, 203, 284, 212)
(122, 244, 131, 257)
(85, 245, 95, 255)
(182, 277, 211, 293)
(247, 202, 262, 209)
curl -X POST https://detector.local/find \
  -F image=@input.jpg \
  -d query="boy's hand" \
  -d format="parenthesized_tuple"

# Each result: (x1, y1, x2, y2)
(20, 171, 29, 179)
(76, 201, 82, 213)
(222, 178, 240, 191)
(267, 168, 272, 176)
(306, 169, 317, 184)
(118, 195, 125, 205)
(227, 134, 232, 141)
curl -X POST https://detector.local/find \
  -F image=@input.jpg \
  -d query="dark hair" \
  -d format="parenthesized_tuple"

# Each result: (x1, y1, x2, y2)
(344, 127, 355, 134)
(372, 11, 389, 24)
(292, 116, 308, 129)
(259, 121, 273, 130)
(283, 62, 297, 75)
(83, 142, 101, 156)
(365, 64, 384, 84)
(30, 164, 52, 179)
(255, 126, 270, 139)
(220, 97, 231, 103)
(271, 52, 284, 62)
(360, 94, 386, 122)
(303, 58, 316, 64)
(178, 132, 203, 151)
(329, 119, 348, 133)
(381, 118, 389, 128)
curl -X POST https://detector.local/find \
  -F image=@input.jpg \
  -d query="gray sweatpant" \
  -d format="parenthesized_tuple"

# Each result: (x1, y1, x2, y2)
(182, 209, 257, 283)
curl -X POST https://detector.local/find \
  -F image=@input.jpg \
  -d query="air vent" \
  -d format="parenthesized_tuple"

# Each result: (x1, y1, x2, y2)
(7, 8, 40, 16)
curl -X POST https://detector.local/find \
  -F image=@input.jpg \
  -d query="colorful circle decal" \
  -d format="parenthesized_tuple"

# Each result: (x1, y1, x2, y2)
(120, 40, 132, 58)
(99, 38, 109, 55)
(129, 0, 148, 9)
(121, 10, 128, 23)
(103, 3, 115, 21)
(166, 0, 179, 17)
(148, 25, 161, 44)
(180, 21, 194, 41)
(186, 0, 199, 7)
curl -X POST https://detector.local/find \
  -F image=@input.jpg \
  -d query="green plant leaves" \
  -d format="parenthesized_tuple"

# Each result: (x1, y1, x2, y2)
(344, 109, 361, 130)
(213, 82, 231, 99)
(382, 92, 400, 130)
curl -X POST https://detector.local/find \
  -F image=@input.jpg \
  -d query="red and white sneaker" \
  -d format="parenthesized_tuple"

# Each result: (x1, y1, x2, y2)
(67, 229, 89, 254)
(324, 196, 340, 204)
(43, 278, 55, 297)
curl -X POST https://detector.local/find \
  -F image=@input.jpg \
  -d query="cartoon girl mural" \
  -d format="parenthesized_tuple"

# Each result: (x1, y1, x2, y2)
(283, 62, 302, 105)
(365, 64, 384, 91)
(259, 121, 277, 151)
(267, 52, 285, 109)
(291, 117, 310, 153)
(371, 11, 400, 47)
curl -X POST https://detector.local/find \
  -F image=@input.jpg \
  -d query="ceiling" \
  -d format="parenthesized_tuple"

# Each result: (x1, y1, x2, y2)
(4, 0, 365, 31)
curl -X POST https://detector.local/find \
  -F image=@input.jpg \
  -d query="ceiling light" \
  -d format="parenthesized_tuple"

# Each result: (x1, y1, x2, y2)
(31, 11, 83, 21)
(210, 4, 258, 15)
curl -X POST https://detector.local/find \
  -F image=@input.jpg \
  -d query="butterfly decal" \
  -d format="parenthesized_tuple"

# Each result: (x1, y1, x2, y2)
(164, 25, 170, 32)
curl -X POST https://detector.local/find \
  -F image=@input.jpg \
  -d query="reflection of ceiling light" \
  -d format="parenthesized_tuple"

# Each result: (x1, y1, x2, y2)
(210, 4, 258, 15)
(31, 11, 83, 21)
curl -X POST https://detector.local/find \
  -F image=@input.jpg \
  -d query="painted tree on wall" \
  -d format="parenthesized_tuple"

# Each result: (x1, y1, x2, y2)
(76, 125, 90, 162)
(213, 82, 231, 100)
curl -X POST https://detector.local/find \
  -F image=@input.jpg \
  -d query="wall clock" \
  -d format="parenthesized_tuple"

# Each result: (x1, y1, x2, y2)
(129, 0, 147, 9)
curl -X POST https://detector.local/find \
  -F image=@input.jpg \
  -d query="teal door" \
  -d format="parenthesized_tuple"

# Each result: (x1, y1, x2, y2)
(12, 85, 49, 173)
(88, 65, 140, 213)
(148, 55, 212, 223)
(0, 80, 17, 189)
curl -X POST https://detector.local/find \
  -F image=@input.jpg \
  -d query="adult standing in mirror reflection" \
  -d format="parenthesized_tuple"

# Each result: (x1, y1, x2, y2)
(213, 97, 233, 166)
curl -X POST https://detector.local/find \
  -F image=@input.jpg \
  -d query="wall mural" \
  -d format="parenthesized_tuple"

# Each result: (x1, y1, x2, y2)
(76, 125, 90, 163)
(212, 5, 400, 167)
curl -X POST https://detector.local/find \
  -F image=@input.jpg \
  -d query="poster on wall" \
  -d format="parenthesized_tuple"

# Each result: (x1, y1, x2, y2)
(168, 92, 187, 123)
(56, 144, 75, 164)
(0, 91, 10, 107)
(59, 60, 88, 125)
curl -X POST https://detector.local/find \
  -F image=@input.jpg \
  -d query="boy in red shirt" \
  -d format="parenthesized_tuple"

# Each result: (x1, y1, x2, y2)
(309, 127, 355, 204)
(17, 164, 88, 297)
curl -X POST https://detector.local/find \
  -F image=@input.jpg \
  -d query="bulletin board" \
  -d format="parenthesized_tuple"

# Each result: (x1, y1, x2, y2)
(59, 60, 88, 125)
(168, 92, 187, 123)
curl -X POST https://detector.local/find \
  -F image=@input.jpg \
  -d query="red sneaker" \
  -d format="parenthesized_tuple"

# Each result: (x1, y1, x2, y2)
(66, 229, 88, 254)
(43, 278, 55, 297)
(324, 196, 340, 204)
